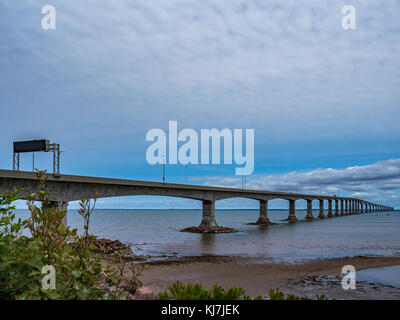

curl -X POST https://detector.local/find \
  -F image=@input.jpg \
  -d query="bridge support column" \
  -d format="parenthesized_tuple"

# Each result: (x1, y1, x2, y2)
(255, 200, 272, 225)
(199, 200, 218, 230)
(287, 200, 298, 222)
(306, 199, 313, 221)
(340, 199, 345, 216)
(345, 200, 349, 215)
(335, 199, 340, 217)
(318, 200, 325, 219)
(327, 200, 333, 217)
(183, 200, 238, 233)
(42, 201, 68, 225)
(361, 202, 364, 214)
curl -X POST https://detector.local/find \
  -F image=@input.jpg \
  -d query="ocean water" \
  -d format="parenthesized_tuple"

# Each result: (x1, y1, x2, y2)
(13, 209, 400, 263)
(357, 265, 400, 288)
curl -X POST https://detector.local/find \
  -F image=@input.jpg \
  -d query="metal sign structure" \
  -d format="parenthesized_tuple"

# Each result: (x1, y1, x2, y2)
(13, 139, 60, 176)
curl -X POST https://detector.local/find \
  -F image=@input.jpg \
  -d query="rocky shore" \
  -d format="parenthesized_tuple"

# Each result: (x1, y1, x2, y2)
(91, 238, 133, 255)
(90, 237, 157, 299)
(180, 226, 239, 233)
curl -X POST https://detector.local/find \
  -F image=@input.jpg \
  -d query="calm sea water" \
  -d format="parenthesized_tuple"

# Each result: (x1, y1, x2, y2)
(14, 209, 400, 263)
(357, 266, 400, 288)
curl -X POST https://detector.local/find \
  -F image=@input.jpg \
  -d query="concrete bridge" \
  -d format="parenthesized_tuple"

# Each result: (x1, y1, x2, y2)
(0, 169, 394, 232)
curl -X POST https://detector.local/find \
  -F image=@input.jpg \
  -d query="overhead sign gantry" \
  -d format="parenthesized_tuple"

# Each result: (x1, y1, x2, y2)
(13, 139, 60, 176)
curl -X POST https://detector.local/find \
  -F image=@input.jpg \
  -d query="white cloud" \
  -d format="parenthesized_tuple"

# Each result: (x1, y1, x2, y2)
(1, 0, 400, 142)
(204, 158, 400, 207)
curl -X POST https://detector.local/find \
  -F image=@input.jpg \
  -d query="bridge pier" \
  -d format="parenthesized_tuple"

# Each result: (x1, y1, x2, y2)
(287, 199, 298, 222)
(182, 200, 238, 233)
(199, 200, 218, 230)
(340, 199, 345, 216)
(42, 201, 68, 225)
(306, 199, 314, 221)
(318, 200, 325, 219)
(255, 200, 273, 225)
(335, 199, 340, 217)
(327, 200, 333, 217)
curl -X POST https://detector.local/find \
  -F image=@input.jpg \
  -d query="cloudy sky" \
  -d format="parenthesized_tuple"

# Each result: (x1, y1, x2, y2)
(1, 1, 399, 209)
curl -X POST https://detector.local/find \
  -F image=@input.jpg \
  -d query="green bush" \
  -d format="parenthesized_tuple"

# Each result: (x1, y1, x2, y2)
(268, 288, 298, 300)
(158, 281, 263, 300)
(0, 170, 141, 300)
(158, 282, 329, 300)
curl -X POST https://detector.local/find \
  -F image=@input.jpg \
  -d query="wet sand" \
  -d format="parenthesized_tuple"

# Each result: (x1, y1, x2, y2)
(137, 255, 400, 299)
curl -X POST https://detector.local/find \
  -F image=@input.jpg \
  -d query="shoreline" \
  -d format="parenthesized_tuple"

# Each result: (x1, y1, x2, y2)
(131, 255, 400, 299)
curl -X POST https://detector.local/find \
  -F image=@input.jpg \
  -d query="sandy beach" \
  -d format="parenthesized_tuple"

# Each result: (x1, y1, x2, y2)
(136, 255, 400, 300)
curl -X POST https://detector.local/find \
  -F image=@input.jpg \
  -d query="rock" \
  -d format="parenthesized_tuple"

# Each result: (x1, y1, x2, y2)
(134, 287, 155, 300)
(180, 226, 239, 234)
(135, 287, 153, 295)
(91, 238, 133, 255)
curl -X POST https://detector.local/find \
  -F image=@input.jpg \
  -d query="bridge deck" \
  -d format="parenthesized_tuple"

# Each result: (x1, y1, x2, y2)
(0, 169, 349, 201)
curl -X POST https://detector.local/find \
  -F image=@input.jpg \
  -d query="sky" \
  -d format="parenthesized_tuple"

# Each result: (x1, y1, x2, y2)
(1, 1, 400, 209)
